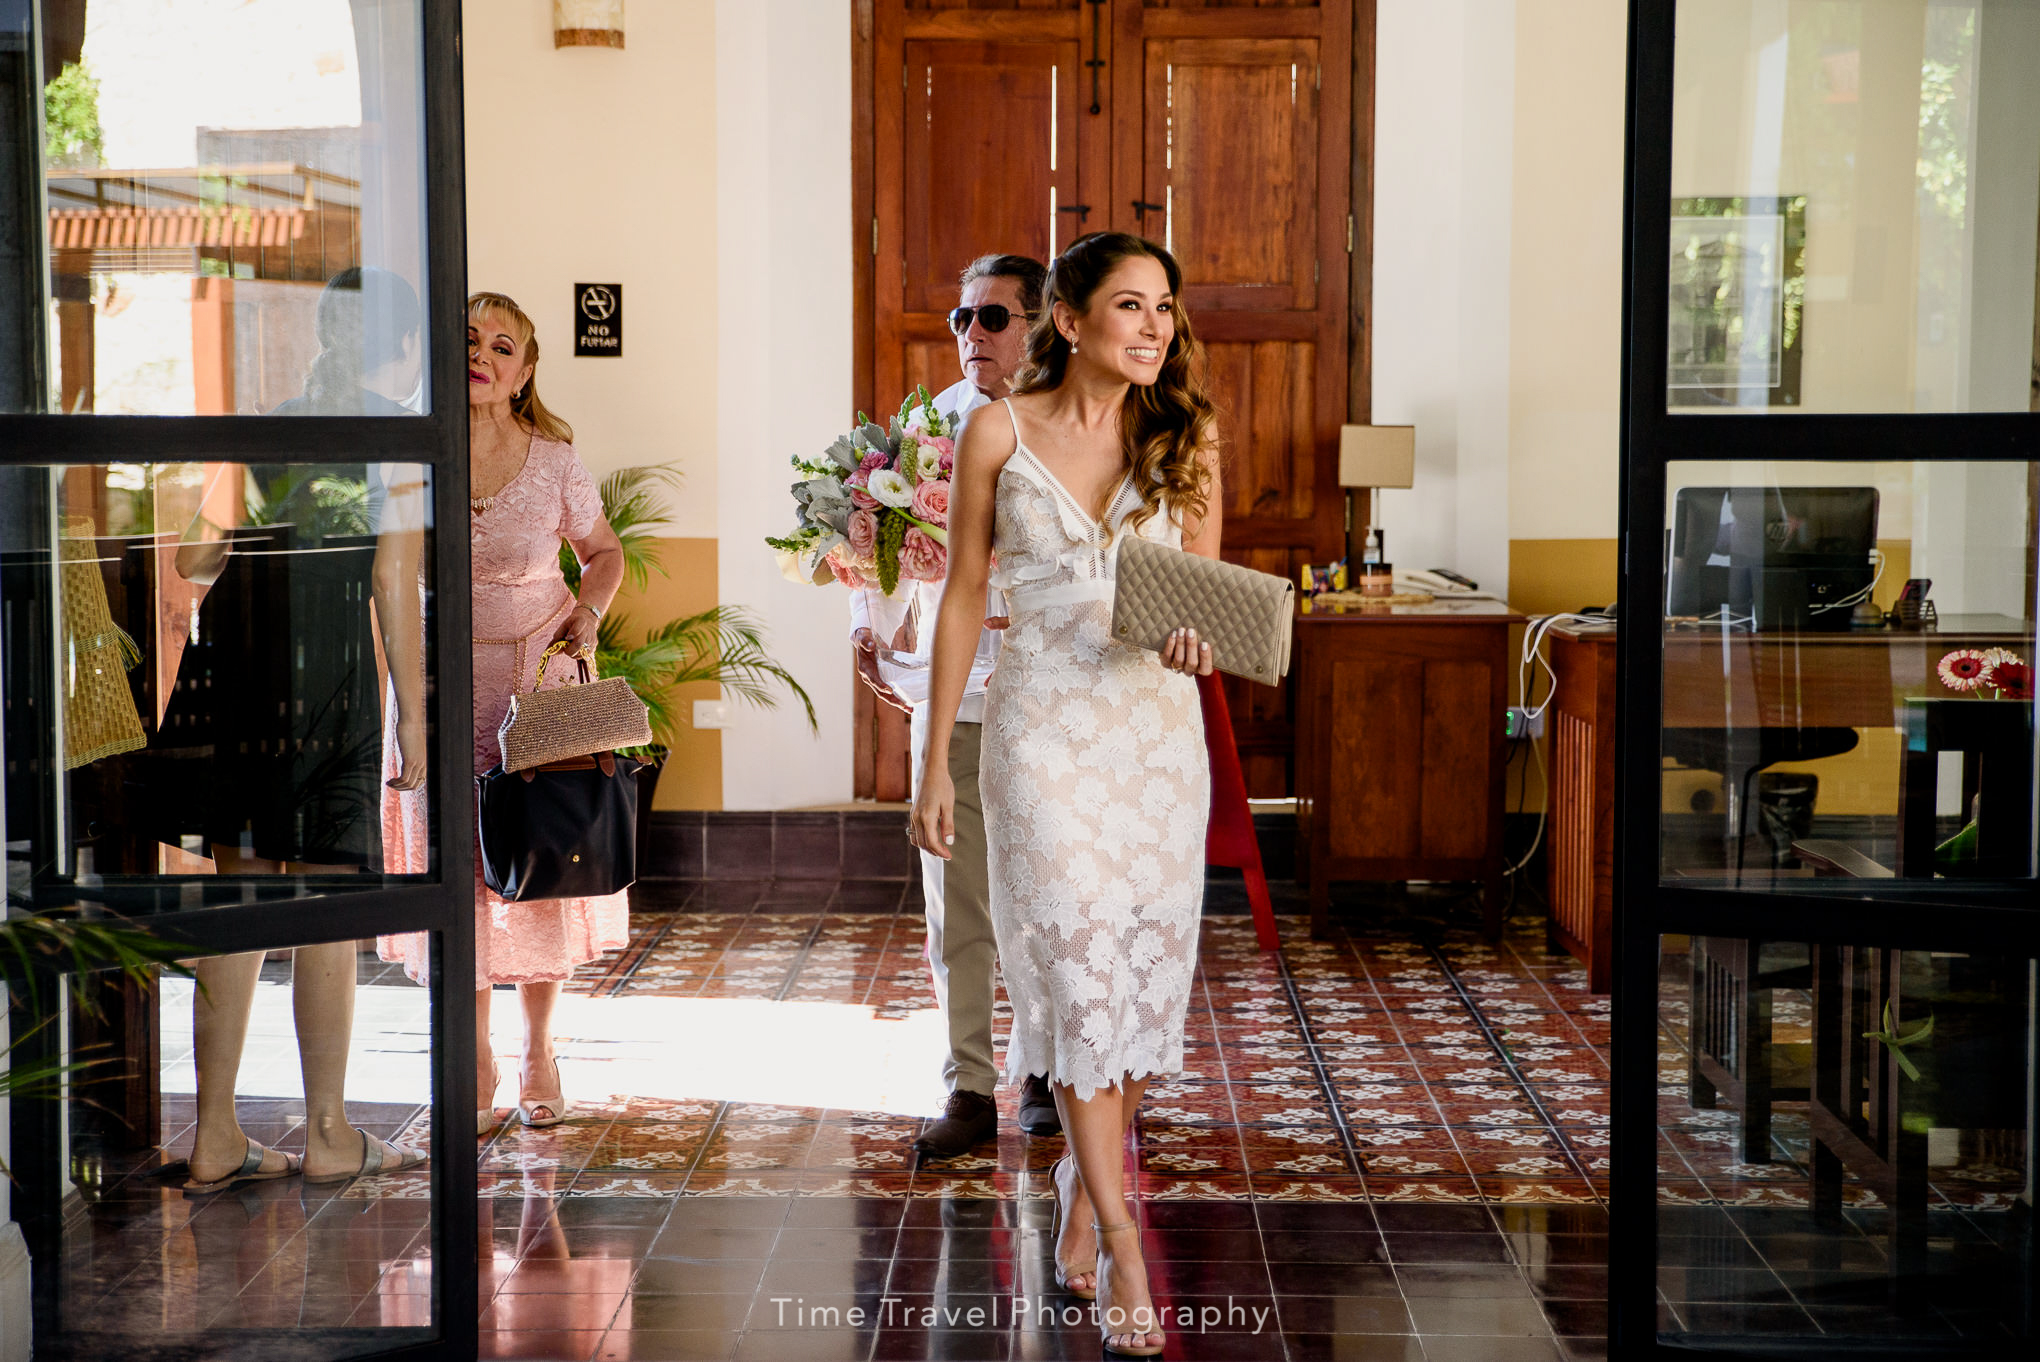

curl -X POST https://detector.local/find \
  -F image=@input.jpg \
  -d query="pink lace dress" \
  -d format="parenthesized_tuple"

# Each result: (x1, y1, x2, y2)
(379, 436, 630, 986)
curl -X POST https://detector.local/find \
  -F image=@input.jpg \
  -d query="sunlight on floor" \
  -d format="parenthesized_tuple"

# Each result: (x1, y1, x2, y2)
(158, 979, 952, 1116)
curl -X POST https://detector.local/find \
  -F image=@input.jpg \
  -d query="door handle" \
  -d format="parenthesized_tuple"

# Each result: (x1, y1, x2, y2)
(1058, 204, 1091, 222)
(1132, 200, 1164, 226)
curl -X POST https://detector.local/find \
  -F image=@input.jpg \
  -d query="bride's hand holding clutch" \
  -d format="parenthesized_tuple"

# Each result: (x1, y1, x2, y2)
(1160, 627, 1214, 676)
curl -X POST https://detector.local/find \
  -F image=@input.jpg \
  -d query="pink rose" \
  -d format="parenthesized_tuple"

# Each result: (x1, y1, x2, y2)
(899, 527, 947, 582)
(857, 449, 889, 474)
(825, 549, 864, 589)
(910, 478, 949, 527)
(846, 508, 879, 557)
(920, 435, 954, 467)
(939, 449, 955, 472)
(849, 487, 880, 511)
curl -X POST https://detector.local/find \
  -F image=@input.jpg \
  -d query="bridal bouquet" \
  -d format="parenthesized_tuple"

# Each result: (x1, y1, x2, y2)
(766, 387, 954, 595)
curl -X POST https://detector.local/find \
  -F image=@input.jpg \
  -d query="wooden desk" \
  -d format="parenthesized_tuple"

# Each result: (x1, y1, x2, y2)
(1545, 616, 2033, 987)
(1293, 599, 1524, 939)
(1547, 623, 1616, 991)
(1660, 615, 2030, 729)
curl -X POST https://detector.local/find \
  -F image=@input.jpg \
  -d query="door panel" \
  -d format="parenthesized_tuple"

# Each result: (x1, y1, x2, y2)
(901, 40, 1075, 321)
(1205, 339, 1316, 523)
(1145, 38, 1318, 311)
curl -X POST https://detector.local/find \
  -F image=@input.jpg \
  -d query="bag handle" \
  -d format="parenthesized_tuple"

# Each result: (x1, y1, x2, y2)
(518, 751, 618, 781)
(534, 638, 594, 691)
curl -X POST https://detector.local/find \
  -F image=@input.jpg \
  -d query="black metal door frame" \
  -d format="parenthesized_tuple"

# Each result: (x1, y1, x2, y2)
(1611, 2, 2040, 1355)
(0, 2, 476, 1357)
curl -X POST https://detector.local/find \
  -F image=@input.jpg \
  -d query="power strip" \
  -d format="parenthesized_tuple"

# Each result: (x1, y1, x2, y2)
(1504, 706, 1545, 741)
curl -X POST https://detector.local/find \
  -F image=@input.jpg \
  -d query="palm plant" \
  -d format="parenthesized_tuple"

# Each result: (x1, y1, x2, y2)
(560, 465, 815, 759)
(1, 916, 199, 1172)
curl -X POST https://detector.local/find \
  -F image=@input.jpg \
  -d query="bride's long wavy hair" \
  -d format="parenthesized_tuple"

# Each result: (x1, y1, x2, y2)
(1010, 233, 1216, 534)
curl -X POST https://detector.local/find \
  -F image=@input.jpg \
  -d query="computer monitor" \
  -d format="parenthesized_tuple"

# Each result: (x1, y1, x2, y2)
(1666, 486, 1879, 631)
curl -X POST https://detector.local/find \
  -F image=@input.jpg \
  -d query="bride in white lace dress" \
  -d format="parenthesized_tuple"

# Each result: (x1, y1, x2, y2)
(911, 233, 1220, 1359)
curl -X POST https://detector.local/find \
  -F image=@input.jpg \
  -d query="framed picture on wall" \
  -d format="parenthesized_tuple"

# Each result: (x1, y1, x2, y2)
(1667, 195, 1807, 408)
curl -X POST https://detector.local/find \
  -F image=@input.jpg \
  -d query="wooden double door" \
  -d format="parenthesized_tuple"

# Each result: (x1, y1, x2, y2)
(854, 0, 1367, 800)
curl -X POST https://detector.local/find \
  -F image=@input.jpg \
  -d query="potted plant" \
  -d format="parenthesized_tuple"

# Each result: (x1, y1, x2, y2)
(559, 466, 816, 854)
(2, 915, 198, 1170)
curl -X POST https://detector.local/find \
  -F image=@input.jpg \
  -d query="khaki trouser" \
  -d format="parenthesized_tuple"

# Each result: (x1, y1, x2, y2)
(910, 713, 998, 1096)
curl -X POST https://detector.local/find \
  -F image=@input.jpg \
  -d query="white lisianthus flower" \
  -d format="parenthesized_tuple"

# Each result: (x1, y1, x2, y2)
(867, 469, 914, 509)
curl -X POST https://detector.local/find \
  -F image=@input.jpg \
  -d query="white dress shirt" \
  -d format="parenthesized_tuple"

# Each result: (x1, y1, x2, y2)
(847, 377, 1003, 725)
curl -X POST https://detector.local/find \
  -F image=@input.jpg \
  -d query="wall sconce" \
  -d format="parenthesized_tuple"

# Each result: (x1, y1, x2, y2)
(555, 0, 624, 50)
(1337, 424, 1415, 568)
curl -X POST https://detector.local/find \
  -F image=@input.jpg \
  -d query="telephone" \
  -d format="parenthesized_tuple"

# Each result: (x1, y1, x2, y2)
(1398, 568, 1493, 597)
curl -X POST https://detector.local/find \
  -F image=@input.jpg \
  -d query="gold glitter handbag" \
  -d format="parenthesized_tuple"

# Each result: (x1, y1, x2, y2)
(496, 640, 652, 773)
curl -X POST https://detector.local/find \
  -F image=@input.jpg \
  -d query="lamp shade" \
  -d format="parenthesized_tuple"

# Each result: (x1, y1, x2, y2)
(1338, 424, 1415, 489)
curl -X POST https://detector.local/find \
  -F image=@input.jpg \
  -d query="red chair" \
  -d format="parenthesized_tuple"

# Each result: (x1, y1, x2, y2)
(1199, 673, 1280, 950)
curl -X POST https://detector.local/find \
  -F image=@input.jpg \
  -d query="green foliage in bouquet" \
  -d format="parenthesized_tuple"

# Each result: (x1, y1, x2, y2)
(561, 465, 815, 756)
(875, 507, 909, 596)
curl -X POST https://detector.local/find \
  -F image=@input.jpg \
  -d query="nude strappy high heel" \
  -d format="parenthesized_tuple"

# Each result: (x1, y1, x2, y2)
(1048, 1154, 1097, 1300)
(518, 1055, 568, 1128)
(1094, 1220, 1165, 1358)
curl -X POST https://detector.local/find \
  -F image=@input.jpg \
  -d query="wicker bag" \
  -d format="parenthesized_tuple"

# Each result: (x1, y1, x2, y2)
(60, 523, 146, 770)
(497, 640, 652, 773)
(1110, 535, 1296, 685)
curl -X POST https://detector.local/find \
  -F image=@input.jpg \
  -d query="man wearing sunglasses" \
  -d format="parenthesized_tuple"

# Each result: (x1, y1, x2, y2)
(848, 253, 1057, 1161)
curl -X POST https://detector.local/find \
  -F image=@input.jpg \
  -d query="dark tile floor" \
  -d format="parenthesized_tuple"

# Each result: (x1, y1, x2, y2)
(58, 878, 1616, 1360)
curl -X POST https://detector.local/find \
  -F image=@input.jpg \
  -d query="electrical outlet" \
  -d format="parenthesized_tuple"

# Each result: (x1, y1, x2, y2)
(1505, 706, 1545, 741)
(692, 699, 729, 730)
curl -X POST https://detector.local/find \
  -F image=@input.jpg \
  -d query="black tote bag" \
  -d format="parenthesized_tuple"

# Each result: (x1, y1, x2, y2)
(476, 751, 644, 902)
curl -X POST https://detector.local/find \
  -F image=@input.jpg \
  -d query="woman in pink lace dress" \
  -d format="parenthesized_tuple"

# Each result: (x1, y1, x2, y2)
(380, 292, 627, 1134)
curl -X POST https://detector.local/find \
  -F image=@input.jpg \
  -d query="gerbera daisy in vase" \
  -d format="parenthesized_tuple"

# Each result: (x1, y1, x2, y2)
(1986, 658, 2032, 701)
(1937, 649, 1989, 693)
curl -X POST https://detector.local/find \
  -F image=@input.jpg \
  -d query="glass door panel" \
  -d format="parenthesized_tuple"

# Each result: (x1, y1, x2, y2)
(31, 0, 429, 417)
(1656, 457, 2037, 889)
(2, 459, 439, 913)
(1655, 937, 2033, 1345)
(1669, 0, 2040, 414)
(54, 946, 441, 1357)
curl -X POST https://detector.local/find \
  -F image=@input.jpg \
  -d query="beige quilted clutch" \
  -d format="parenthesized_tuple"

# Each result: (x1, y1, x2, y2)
(498, 641, 653, 773)
(1111, 536, 1296, 685)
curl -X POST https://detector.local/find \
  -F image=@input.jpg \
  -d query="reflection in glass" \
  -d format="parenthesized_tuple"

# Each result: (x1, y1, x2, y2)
(1657, 936, 2033, 1345)
(58, 950, 436, 1354)
(0, 461, 434, 911)
(35, 0, 427, 415)
(1658, 460, 2035, 886)
(1670, 0, 2040, 413)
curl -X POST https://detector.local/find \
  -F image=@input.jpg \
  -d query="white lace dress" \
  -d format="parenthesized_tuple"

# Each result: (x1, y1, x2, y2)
(981, 399, 1209, 1100)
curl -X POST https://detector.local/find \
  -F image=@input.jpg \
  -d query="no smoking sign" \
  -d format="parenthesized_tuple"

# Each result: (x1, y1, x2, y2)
(575, 283, 622, 357)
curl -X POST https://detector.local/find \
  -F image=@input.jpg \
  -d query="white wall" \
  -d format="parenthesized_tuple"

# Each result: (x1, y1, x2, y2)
(1507, 0, 1629, 542)
(714, 0, 856, 809)
(1370, 0, 1517, 592)
(463, 0, 718, 531)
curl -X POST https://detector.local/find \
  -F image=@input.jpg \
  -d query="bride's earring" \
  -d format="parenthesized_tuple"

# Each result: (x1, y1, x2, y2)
(1067, 333, 1079, 355)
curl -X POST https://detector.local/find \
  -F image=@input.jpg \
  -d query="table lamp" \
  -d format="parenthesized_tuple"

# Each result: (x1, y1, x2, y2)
(1338, 424, 1415, 571)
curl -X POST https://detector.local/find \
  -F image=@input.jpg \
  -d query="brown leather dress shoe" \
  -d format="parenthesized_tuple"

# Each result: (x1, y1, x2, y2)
(911, 1089, 997, 1162)
(1017, 1074, 1062, 1136)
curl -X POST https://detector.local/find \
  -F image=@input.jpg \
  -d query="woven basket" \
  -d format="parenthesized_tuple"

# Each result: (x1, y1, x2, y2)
(60, 523, 146, 770)
(498, 641, 652, 773)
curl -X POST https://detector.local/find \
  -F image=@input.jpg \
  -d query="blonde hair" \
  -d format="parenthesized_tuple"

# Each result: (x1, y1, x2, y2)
(1011, 233, 1215, 534)
(467, 291, 573, 444)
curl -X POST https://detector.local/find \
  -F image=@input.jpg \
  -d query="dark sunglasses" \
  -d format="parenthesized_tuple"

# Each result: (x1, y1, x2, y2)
(946, 304, 1032, 335)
